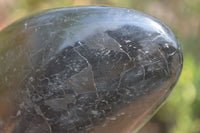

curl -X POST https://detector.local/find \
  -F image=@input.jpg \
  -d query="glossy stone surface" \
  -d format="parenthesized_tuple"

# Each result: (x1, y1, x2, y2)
(0, 6, 182, 133)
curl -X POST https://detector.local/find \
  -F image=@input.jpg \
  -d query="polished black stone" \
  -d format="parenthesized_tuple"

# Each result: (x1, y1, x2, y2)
(0, 6, 183, 133)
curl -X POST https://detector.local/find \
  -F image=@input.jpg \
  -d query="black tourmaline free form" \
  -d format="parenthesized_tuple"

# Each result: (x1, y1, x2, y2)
(0, 6, 183, 133)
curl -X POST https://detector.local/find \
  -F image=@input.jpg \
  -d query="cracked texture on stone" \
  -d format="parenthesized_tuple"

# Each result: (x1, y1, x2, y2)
(0, 6, 183, 133)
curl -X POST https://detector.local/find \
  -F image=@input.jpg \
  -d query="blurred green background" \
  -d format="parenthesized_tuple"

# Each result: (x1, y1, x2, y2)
(0, 0, 199, 133)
